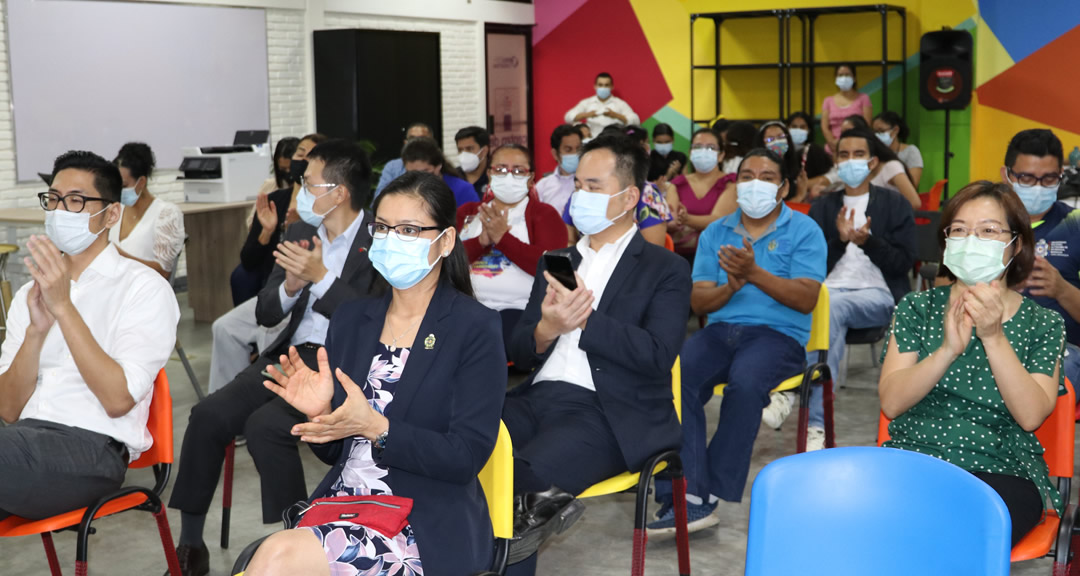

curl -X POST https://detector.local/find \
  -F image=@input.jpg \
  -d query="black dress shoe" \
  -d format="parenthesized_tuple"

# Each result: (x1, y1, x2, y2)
(508, 486, 585, 564)
(519, 486, 576, 530)
(164, 542, 209, 576)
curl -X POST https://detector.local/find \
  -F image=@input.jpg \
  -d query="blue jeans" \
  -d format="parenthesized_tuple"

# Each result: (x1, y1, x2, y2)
(808, 287, 895, 428)
(656, 322, 805, 504)
(1066, 343, 1080, 395)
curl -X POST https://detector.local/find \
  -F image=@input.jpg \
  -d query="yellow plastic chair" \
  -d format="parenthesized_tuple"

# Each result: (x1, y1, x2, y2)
(479, 420, 514, 574)
(712, 284, 833, 453)
(575, 358, 691, 576)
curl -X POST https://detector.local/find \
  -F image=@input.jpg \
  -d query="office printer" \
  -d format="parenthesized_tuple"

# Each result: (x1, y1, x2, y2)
(179, 130, 271, 203)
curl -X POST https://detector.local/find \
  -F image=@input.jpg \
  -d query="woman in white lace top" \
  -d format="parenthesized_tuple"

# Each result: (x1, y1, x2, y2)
(109, 143, 185, 279)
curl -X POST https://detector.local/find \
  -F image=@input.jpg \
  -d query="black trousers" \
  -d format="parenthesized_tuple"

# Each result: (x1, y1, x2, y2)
(499, 308, 524, 358)
(973, 471, 1044, 547)
(502, 380, 628, 496)
(169, 347, 315, 524)
(0, 419, 127, 520)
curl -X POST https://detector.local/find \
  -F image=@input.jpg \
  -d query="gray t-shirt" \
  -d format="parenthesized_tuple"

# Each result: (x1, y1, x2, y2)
(898, 144, 923, 169)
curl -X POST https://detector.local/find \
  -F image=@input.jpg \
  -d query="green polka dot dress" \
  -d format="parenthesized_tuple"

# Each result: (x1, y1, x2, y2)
(882, 286, 1067, 514)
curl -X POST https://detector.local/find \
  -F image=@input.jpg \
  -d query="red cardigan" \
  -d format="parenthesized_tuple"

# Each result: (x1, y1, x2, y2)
(456, 190, 567, 276)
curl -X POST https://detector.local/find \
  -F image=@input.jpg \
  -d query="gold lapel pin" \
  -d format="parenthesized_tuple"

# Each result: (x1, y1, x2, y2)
(424, 334, 436, 350)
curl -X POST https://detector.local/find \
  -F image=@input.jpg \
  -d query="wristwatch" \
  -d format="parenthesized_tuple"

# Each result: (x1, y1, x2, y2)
(374, 427, 390, 451)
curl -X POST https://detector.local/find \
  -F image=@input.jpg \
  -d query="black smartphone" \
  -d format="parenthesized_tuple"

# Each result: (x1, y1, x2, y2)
(543, 252, 577, 291)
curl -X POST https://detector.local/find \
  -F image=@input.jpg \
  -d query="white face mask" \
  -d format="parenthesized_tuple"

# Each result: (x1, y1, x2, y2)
(45, 206, 109, 255)
(459, 151, 481, 173)
(489, 173, 530, 204)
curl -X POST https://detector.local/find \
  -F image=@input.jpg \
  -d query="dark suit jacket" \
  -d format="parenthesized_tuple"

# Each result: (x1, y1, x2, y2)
(255, 210, 381, 356)
(309, 279, 506, 575)
(509, 231, 691, 472)
(809, 186, 917, 304)
(239, 186, 292, 289)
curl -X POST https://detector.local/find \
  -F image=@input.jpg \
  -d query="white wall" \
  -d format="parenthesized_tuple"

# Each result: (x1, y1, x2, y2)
(0, 0, 533, 290)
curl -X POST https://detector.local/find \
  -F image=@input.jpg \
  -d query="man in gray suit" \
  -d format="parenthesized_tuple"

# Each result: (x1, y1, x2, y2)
(168, 140, 382, 576)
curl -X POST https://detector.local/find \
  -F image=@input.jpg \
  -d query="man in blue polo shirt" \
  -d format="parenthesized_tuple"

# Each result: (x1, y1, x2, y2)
(649, 148, 826, 533)
(1007, 129, 1080, 387)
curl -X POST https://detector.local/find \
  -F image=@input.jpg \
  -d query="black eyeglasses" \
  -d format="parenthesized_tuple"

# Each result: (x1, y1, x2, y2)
(367, 222, 440, 242)
(1008, 168, 1063, 188)
(38, 191, 112, 213)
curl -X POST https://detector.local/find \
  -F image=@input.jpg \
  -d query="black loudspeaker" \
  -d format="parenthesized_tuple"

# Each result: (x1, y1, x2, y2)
(919, 29, 973, 110)
(313, 29, 442, 166)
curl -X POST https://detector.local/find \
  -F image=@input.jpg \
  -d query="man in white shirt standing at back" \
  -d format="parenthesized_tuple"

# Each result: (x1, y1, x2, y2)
(564, 72, 640, 140)
(0, 150, 179, 521)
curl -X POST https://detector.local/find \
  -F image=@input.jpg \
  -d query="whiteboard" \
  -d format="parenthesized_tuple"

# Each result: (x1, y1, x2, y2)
(8, 0, 270, 181)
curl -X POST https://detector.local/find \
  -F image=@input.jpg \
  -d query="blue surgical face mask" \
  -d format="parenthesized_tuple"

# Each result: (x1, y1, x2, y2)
(560, 153, 580, 175)
(789, 128, 809, 147)
(736, 179, 781, 219)
(690, 148, 719, 173)
(120, 186, 139, 207)
(369, 228, 448, 290)
(596, 86, 612, 100)
(570, 187, 629, 235)
(876, 131, 894, 146)
(837, 159, 871, 188)
(45, 206, 109, 255)
(655, 142, 673, 157)
(836, 75, 855, 91)
(296, 185, 338, 227)
(1013, 181, 1059, 216)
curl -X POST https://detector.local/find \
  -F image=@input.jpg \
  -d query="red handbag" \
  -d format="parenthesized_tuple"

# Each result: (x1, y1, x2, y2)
(296, 495, 414, 538)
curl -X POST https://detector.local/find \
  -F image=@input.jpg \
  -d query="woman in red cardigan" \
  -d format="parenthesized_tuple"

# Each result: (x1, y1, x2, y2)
(457, 143, 568, 350)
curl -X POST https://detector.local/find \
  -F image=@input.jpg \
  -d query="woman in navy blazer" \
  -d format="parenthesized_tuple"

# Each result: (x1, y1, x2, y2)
(246, 172, 506, 576)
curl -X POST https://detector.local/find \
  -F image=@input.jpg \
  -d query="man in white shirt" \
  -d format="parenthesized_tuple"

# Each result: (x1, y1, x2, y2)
(803, 128, 916, 449)
(0, 151, 179, 521)
(535, 124, 584, 214)
(503, 135, 691, 575)
(564, 73, 640, 140)
(168, 140, 381, 576)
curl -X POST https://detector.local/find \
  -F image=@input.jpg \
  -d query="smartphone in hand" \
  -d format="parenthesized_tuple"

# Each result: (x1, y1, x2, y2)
(543, 252, 577, 291)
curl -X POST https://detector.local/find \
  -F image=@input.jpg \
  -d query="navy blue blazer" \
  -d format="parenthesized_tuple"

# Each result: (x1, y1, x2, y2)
(309, 279, 507, 575)
(508, 231, 691, 472)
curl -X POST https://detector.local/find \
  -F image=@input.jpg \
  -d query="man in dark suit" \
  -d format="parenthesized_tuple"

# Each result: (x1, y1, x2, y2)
(168, 140, 381, 576)
(504, 134, 691, 574)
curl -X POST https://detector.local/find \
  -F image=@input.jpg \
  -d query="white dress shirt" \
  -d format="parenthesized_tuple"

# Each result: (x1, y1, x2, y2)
(564, 95, 640, 139)
(533, 224, 638, 391)
(0, 243, 180, 460)
(279, 210, 363, 346)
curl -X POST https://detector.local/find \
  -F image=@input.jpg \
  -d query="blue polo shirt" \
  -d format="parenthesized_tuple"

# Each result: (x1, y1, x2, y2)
(443, 173, 480, 207)
(693, 204, 827, 346)
(1029, 201, 1080, 345)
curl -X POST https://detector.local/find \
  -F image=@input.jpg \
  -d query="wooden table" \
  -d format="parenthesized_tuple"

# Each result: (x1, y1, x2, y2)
(0, 200, 253, 323)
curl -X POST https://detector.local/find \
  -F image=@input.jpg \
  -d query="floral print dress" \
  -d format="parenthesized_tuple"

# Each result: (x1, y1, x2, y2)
(303, 344, 423, 576)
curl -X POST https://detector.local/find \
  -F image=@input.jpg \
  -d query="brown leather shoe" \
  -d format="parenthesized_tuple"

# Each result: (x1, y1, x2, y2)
(164, 542, 209, 576)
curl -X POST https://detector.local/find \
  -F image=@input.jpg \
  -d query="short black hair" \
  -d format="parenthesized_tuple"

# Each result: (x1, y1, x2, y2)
(624, 125, 648, 144)
(785, 111, 815, 140)
(835, 128, 876, 156)
(305, 139, 373, 211)
(405, 122, 432, 137)
(737, 147, 790, 188)
(454, 126, 490, 149)
(114, 142, 155, 181)
(581, 133, 648, 191)
(53, 151, 123, 203)
(600, 124, 627, 137)
(596, 72, 613, 83)
(401, 137, 445, 168)
(874, 110, 909, 141)
(301, 133, 329, 146)
(550, 124, 583, 151)
(1005, 129, 1064, 170)
(652, 123, 675, 139)
(842, 114, 870, 131)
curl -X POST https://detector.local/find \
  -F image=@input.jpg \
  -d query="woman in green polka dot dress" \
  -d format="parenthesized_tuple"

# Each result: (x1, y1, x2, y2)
(880, 181, 1066, 546)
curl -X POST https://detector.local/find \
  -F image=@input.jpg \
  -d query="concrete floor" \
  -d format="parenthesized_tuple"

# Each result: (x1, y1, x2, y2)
(0, 293, 1070, 575)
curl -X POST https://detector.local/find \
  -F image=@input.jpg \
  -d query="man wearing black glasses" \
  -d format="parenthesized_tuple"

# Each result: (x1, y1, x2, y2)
(1005, 129, 1080, 390)
(0, 151, 179, 521)
(167, 139, 380, 576)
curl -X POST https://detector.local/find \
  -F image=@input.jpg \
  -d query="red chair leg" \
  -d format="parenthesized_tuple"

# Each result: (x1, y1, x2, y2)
(824, 377, 836, 449)
(630, 527, 647, 576)
(154, 504, 183, 576)
(673, 475, 691, 576)
(40, 532, 63, 576)
(796, 393, 809, 453)
(222, 440, 235, 549)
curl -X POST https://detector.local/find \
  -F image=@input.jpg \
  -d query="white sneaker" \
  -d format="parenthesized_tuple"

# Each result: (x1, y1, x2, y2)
(806, 426, 826, 451)
(761, 391, 794, 430)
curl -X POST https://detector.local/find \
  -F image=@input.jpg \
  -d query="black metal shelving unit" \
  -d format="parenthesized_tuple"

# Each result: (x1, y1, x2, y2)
(690, 4, 907, 131)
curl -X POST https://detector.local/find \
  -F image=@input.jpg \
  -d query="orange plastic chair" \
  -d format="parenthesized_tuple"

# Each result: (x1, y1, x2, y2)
(664, 234, 675, 252)
(879, 378, 1075, 569)
(0, 370, 182, 576)
(786, 201, 811, 215)
(918, 179, 947, 212)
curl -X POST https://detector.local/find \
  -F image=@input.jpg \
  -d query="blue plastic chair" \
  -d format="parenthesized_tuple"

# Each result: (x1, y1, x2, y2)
(745, 446, 1011, 576)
